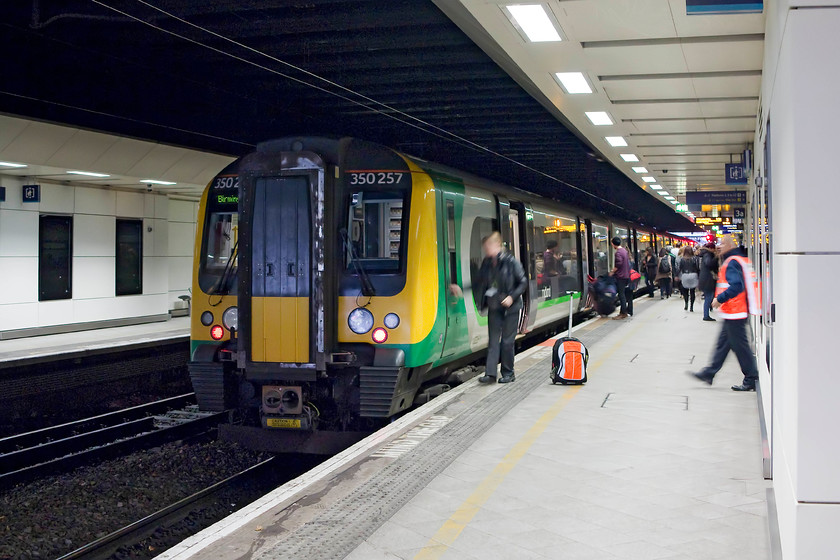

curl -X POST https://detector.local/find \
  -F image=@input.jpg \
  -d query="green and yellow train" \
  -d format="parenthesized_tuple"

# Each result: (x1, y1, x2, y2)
(189, 137, 680, 453)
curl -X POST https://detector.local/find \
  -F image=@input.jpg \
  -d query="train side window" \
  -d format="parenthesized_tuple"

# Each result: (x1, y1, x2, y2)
(39, 215, 73, 301)
(115, 219, 143, 296)
(446, 201, 457, 285)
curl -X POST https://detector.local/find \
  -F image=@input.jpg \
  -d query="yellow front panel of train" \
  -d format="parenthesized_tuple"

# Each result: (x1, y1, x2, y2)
(251, 296, 310, 363)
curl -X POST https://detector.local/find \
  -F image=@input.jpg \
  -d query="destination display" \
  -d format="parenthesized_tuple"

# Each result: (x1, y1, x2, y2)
(686, 191, 747, 207)
(694, 216, 733, 226)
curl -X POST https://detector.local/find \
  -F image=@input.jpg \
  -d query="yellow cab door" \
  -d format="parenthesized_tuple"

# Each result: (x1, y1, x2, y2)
(250, 176, 311, 363)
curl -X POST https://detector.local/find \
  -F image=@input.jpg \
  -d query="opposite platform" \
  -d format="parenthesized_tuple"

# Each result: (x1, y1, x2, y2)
(161, 297, 769, 560)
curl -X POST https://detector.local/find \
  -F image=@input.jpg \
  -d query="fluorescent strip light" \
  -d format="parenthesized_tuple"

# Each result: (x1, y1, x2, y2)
(670, 200, 678, 205)
(649, 184, 662, 190)
(642, 176, 656, 183)
(585, 111, 613, 126)
(0, 161, 27, 168)
(620, 153, 639, 162)
(141, 179, 177, 185)
(659, 191, 670, 196)
(631, 167, 648, 173)
(506, 4, 562, 42)
(605, 136, 627, 147)
(555, 72, 592, 94)
(67, 170, 110, 178)
(665, 196, 675, 200)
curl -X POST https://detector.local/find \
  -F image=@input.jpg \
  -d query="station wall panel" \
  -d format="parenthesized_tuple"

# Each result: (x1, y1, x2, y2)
(154, 195, 168, 219)
(73, 214, 116, 257)
(168, 199, 195, 223)
(0, 256, 38, 304)
(75, 186, 116, 216)
(72, 256, 116, 299)
(40, 183, 75, 214)
(0, 303, 38, 330)
(144, 194, 156, 218)
(37, 298, 75, 328)
(167, 256, 193, 294)
(168, 221, 195, 257)
(116, 191, 145, 218)
(142, 256, 169, 295)
(150, 219, 168, 257)
(0, 209, 38, 257)
(0, 176, 29, 210)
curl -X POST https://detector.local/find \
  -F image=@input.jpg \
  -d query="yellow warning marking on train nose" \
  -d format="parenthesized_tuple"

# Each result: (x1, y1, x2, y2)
(414, 316, 647, 560)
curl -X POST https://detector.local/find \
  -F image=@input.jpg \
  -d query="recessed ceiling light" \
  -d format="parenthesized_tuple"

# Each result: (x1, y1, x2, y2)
(585, 111, 613, 126)
(605, 136, 627, 147)
(642, 176, 656, 183)
(141, 179, 177, 185)
(555, 72, 593, 94)
(505, 4, 562, 42)
(0, 161, 27, 168)
(665, 196, 675, 200)
(631, 167, 648, 173)
(620, 153, 639, 162)
(649, 184, 662, 190)
(659, 190, 670, 196)
(669, 200, 678, 205)
(67, 170, 110, 178)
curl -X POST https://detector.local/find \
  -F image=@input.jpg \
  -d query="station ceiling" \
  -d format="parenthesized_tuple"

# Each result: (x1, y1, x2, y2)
(2, 0, 698, 231)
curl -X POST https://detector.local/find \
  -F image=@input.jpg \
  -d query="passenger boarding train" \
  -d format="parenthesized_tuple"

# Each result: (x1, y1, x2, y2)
(189, 137, 683, 453)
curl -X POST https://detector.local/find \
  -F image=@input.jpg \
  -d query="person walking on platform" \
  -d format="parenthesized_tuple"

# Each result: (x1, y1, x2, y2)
(642, 247, 658, 298)
(654, 247, 672, 299)
(678, 245, 700, 312)
(698, 242, 719, 321)
(690, 235, 761, 391)
(476, 232, 527, 384)
(610, 237, 632, 320)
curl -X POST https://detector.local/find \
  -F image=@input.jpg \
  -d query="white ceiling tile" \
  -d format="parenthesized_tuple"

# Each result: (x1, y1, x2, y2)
(641, 145, 745, 155)
(0, 121, 77, 163)
(583, 44, 689, 75)
(705, 117, 757, 132)
(691, 75, 762, 97)
(682, 40, 764, 72)
(611, 101, 705, 120)
(625, 119, 708, 134)
(0, 116, 29, 154)
(45, 130, 120, 170)
(555, 0, 677, 42)
(603, 78, 697, 101)
(699, 99, 760, 117)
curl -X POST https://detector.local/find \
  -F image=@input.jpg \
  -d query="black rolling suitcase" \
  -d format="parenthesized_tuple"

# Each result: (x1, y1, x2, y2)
(591, 275, 618, 316)
(550, 293, 589, 385)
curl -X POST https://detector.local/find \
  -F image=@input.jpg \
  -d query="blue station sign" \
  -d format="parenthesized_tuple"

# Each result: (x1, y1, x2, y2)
(686, 190, 747, 207)
(725, 163, 748, 185)
(687, 0, 763, 15)
(22, 184, 40, 203)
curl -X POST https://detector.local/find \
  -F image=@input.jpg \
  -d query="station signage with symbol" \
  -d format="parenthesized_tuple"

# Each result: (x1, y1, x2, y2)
(686, 190, 747, 206)
(734, 208, 746, 220)
(0, 186, 5, 202)
(725, 163, 748, 185)
(22, 184, 40, 203)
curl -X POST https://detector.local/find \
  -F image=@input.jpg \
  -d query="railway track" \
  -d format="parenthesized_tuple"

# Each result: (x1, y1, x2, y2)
(0, 393, 229, 488)
(55, 457, 277, 560)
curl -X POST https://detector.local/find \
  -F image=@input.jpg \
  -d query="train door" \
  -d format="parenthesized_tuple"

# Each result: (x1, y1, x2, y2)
(508, 209, 521, 261)
(250, 176, 312, 364)
(440, 196, 467, 358)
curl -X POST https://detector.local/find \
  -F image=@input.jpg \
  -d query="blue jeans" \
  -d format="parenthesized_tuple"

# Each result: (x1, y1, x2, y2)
(703, 289, 714, 319)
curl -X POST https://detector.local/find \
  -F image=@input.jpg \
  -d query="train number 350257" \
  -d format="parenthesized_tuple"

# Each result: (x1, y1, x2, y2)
(348, 172, 405, 185)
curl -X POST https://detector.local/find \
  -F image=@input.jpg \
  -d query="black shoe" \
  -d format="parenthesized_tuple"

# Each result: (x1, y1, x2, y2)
(731, 384, 756, 392)
(690, 307, 694, 312)
(478, 375, 495, 384)
(498, 374, 515, 383)
(684, 305, 688, 310)
(689, 371, 714, 385)
(703, 317, 716, 322)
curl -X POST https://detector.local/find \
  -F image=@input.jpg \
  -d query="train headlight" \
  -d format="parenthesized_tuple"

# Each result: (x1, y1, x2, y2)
(372, 327, 388, 344)
(200, 311, 214, 326)
(383, 313, 400, 329)
(348, 307, 374, 334)
(222, 306, 238, 331)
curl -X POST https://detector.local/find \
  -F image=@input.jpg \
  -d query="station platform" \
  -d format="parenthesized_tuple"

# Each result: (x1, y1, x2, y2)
(0, 317, 189, 367)
(159, 297, 770, 560)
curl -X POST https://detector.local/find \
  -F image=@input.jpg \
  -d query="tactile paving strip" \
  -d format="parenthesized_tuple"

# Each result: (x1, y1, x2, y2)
(256, 308, 649, 559)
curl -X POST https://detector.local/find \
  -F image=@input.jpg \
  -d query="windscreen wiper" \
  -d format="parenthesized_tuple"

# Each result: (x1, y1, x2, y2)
(340, 228, 376, 297)
(209, 240, 238, 296)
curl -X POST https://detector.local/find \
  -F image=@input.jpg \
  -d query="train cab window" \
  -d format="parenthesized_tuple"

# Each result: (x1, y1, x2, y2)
(39, 215, 73, 301)
(591, 224, 610, 277)
(347, 191, 407, 272)
(532, 209, 579, 301)
(199, 210, 239, 295)
(115, 219, 142, 296)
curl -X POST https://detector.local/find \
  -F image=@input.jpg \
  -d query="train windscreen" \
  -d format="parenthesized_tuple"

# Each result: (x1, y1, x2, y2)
(199, 175, 239, 295)
(346, 190, 408, 273)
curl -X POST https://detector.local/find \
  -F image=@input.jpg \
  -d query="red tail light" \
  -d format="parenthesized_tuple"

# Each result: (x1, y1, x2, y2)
(372, 327, 388, 344)
(210, 325, 225, 340)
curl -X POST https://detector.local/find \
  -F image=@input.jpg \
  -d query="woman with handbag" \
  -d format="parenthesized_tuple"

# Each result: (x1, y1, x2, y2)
(678, 246, 700, 312)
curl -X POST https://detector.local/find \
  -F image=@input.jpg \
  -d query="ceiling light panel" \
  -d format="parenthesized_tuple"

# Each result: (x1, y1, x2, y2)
(650, 184, 662, 190)
(585, 111, 613, 126)
(605, 136, 627, 147)
(555, 72, 593, 94)
(632, 167, 648, 173)
(642, 176, 656, 183)
(620, 153, 639, 162)
(659, 190, 670, 196)
(67, 170, 110, 178)
(505, 4, 563, 42)
(0, 161, 27, 168)
(141, 179, 177, 185)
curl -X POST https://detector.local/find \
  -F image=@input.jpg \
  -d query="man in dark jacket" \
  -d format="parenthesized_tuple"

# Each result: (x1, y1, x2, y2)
(690, 235, 760, 391)
(698, 242, 719, 321)
(476, 232, 527, 384)
(610, 237, 632, 319)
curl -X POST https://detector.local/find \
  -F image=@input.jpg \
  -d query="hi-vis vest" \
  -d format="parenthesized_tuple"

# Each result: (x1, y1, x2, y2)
(715, 255, 761, 319)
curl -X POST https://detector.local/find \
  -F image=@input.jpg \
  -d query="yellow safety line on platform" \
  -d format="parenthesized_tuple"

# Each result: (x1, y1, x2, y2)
(413, 314, 649, 560)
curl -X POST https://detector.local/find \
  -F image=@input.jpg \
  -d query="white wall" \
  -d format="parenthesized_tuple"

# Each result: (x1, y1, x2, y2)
(0, 175, 198, 331)
(756, 2, 840, 557)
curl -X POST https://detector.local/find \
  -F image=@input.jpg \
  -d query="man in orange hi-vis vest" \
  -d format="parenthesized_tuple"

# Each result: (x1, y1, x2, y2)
(689, 234, 761, 391)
